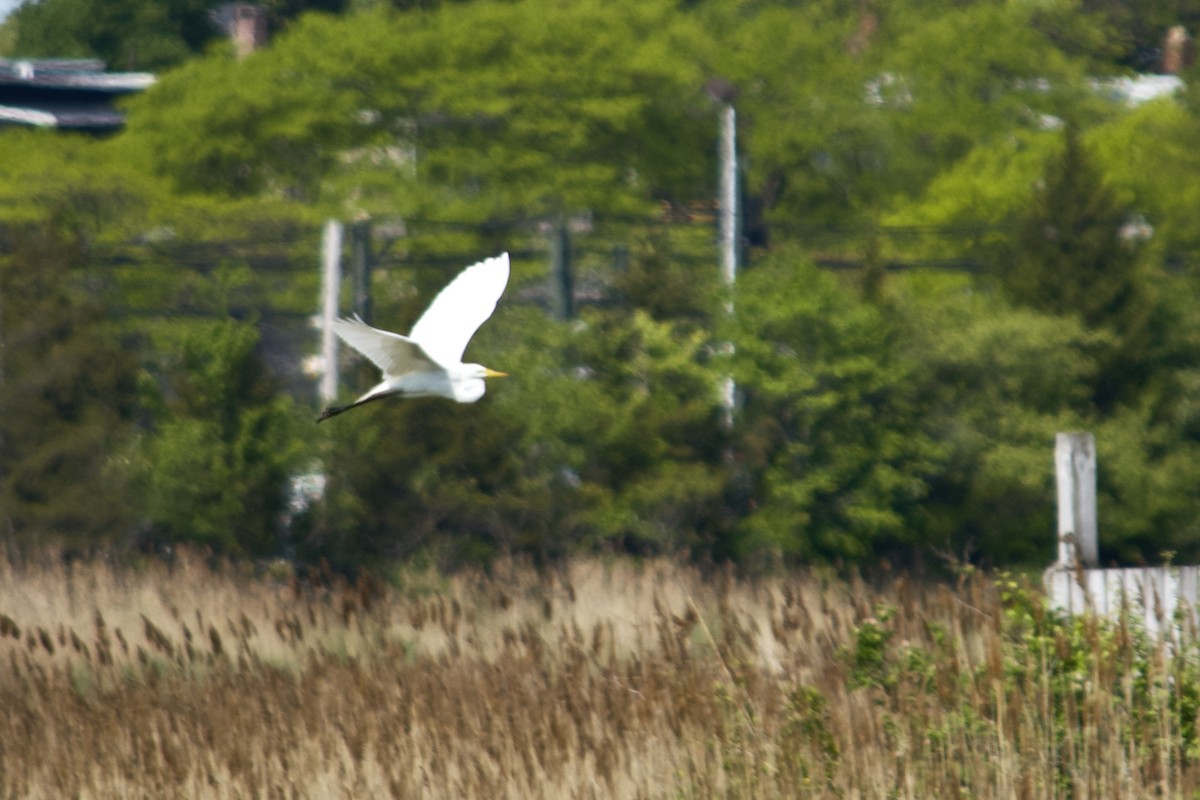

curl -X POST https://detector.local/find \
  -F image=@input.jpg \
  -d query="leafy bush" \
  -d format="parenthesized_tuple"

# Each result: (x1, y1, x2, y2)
(728, 252, 942, 561)
(137, 316, 303, 556)
(0, 220, 140, 552)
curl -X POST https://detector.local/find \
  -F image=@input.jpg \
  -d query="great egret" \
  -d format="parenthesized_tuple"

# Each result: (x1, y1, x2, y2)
(317, 252, 510, 422)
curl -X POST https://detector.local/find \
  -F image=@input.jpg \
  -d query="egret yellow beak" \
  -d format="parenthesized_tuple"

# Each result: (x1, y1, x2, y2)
(484, 368, 508, 378)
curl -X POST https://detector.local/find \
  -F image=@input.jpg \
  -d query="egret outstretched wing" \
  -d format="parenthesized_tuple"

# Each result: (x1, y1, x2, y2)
(318, 252, 510, 422)
(409, 252, 510, 368)
(329, 316, 439, 377)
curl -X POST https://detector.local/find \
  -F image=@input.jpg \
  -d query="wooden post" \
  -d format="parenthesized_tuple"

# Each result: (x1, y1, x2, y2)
(718, 103, 738, 429)
(1055, 432, 1099, 568)
(320, 220, 343, 404)
(551, 219, 574, 320)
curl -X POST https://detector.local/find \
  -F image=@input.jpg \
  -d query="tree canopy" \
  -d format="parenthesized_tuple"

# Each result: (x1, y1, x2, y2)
(3, 0, 347, 69)
(4, 0, 1200, 570)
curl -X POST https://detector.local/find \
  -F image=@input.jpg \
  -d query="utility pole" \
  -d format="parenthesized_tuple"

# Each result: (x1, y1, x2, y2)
(719, 103, 738, 298)
(320, 219, 343, 405)
(550, 217, 574, 320)
(718, 101, 739, 429)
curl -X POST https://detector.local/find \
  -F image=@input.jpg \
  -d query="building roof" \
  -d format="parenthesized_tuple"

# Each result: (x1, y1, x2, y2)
(0, 59, 155, 131)
(1093, 74, 1185, 106)
(0, 103, 125, 129)
(0, 59, 155, 91)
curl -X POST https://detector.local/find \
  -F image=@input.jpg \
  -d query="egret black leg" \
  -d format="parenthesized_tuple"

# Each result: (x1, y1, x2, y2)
(316, 391, 395, 422)
(316, 404, 351, 422)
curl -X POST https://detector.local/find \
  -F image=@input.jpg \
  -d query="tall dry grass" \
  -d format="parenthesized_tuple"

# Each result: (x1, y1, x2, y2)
(1, 551, 1197, 798)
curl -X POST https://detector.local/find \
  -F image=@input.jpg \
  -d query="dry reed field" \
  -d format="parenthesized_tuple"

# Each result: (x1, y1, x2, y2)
(2, 551, 1199, 799)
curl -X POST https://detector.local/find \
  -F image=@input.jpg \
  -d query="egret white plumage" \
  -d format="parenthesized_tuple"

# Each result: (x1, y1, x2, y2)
(317, 252, 510, 422)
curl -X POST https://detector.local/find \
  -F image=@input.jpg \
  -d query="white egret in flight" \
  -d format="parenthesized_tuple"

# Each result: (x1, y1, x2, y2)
(317, 252, 510, 422)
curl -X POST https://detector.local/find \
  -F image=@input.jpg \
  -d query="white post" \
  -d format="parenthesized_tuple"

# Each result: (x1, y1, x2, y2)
(320, 219, 344, 404)
(1055, 432, 1099, 568)
(718, 103, 738, 429)
(719, 104, 738, 294)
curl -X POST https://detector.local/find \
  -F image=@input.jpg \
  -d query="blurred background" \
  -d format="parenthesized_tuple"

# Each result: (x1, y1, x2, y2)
(2, 0, 1200, 573)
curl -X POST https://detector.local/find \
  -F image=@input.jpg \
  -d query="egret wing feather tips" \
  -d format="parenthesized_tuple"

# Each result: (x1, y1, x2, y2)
(409, 253, 510, 366)
(329, 316, 438, 376)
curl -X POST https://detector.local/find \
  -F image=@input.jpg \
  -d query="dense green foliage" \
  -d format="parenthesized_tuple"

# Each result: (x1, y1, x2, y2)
(729, 255, 941, 562)
(2, 0, 347, 70)
(3, 0, 1200, 568)
(136, 314, 302, 556)
(0, 220, 140, 551)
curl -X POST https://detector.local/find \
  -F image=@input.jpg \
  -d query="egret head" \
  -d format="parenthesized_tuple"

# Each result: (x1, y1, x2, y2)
(457, 363, 504, 380)
(450, 363, 507, 403)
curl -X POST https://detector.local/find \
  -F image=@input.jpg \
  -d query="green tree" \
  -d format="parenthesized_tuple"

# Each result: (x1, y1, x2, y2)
(137, 311, 303, 556)
(0, 128, 319, 558)
(878, 2, 1105, 177)
(504, 309, 725, 557)
(9, 0, 347, 71)
(1005, 129, 1137, 325)
(891, 271, 1100, 563)
(11, 0, 218, 70)
(1089, 97, 1200, 271)
(0, 15, 17, 57)
(0, 220, 140, 553)
(883, 88, 1200, 566)
(121, 0, 709, 217)
(309, 396, 526, 568)
(0, 131, 329, 563)
(0, 129, 160, 238)
(686, 0, 1106, 239)
(727, 252, 942, 563)
(1004, 127, 1152, 411)
(1074, 0, 1200, 69)
(1094, 396, 1200, 564)
(688, 0, 886, 228)
(882, 129, 1059, 264)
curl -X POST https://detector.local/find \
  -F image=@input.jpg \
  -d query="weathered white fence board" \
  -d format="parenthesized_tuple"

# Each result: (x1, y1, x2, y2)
(1045, 566, 1200, 633)
(1043, 432, 1200, 635)
(1053, 432, 1098, 567)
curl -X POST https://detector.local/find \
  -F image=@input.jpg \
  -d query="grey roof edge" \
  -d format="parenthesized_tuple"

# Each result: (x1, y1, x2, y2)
(0, 59, 156, 91)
